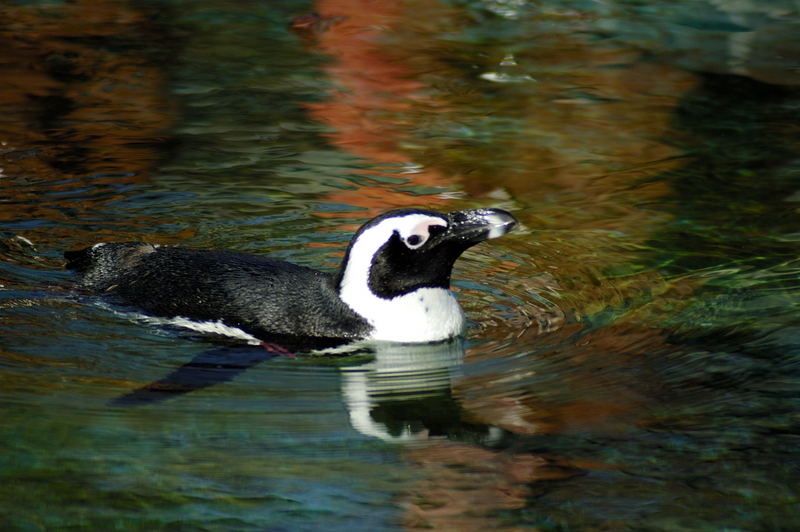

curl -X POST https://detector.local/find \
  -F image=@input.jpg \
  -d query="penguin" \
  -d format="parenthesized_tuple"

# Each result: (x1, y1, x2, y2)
(65, 207, 517, 347)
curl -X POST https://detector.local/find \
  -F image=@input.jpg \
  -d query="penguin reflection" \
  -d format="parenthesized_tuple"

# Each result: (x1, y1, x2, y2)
(340, 338, 499, 442)
(109, 336, 497, 448)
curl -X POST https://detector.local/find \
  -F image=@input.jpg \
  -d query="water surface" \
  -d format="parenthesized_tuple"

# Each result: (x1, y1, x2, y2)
(1, 0, 799, 530)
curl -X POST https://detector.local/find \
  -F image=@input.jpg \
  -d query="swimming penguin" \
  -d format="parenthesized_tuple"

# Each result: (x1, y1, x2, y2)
(65, 207, 517, 347)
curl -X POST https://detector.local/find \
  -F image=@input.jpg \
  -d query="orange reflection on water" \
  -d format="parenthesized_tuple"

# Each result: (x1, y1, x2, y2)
(293, 3, 456, 216)
(404, 443, 558, 531)
(0, 0, 176, 246)
(402, 439, 617, 531)
(463, 323, 670, 435)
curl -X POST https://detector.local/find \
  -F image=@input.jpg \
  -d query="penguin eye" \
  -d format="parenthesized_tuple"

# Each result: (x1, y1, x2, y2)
(400, 218, 446, 250)
(405, 234, 424, 248)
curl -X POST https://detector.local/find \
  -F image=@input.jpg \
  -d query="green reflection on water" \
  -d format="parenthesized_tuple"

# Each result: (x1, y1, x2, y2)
(1, 404, 407, 531)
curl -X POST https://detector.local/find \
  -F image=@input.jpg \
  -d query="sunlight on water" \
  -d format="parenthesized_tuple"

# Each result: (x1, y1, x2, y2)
(1, 0, 799, 530)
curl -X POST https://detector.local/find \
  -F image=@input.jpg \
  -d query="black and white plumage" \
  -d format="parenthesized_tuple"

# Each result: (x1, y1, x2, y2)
(65, 207, 517, 346)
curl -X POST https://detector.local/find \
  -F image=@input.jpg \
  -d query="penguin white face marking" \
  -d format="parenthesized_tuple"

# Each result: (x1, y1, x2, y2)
(402, 219, 446, 250)
(338, 213, 463, 343)
(342, 213, 448, 285)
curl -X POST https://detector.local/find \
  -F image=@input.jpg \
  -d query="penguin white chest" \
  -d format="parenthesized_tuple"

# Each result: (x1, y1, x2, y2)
(362, 287, 466, 343)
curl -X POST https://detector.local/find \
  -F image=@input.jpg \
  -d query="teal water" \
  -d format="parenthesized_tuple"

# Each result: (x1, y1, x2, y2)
(1, 0, 799, 530)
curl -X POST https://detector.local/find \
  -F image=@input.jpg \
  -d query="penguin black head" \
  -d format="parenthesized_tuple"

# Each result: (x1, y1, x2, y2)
(337, 207, 517, 342)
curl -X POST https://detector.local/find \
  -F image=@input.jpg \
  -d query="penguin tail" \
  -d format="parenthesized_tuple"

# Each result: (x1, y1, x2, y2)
(64, 246, 95, 273)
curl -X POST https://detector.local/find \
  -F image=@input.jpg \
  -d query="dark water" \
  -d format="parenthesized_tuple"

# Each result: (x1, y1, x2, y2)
(2, 0, 799, 530)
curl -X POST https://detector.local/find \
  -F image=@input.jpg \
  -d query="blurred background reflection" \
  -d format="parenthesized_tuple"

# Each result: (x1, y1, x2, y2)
(1, 0, 798, 530)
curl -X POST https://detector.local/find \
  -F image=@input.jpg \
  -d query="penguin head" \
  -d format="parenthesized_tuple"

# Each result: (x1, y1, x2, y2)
(336, 207, 517, 342)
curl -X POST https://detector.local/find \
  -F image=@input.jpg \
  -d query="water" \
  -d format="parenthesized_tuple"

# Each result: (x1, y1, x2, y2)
(1, 0, 799, 530)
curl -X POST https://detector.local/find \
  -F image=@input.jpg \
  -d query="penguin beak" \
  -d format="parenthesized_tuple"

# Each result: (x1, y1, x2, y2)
(443, 208, 518, 245)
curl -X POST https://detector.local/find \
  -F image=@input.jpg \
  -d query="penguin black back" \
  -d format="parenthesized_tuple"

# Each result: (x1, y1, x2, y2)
(66, 243, 371, 344)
